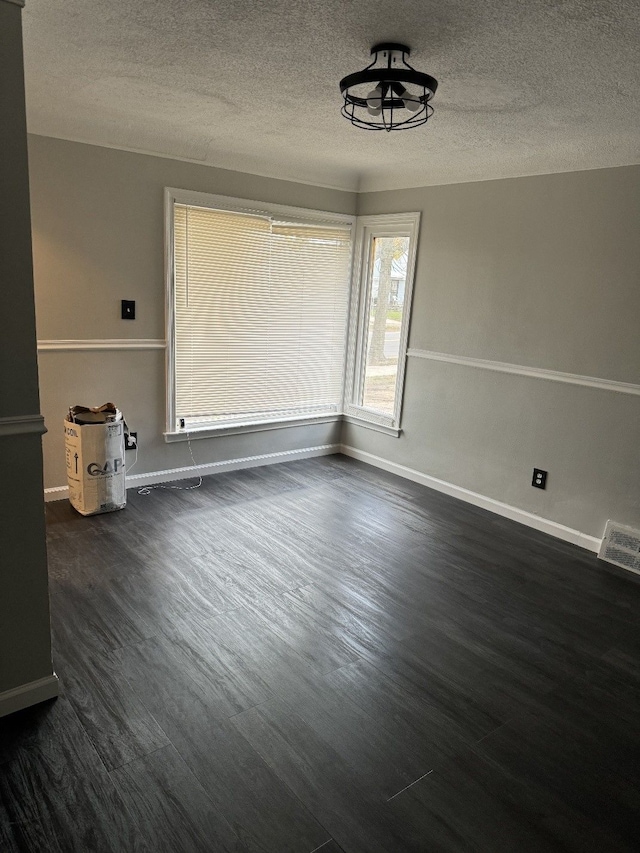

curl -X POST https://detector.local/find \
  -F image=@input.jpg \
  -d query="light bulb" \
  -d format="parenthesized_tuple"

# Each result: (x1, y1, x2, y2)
(366, 87, 383, 109)
(403, 94, 421, 112)
(367, 104, 382, 117)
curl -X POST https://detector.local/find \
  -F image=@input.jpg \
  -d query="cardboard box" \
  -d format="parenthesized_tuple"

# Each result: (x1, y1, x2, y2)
(64, 404, 126, 516)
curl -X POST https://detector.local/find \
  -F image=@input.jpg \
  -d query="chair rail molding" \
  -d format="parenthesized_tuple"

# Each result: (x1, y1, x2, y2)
(38, 339, 166, 352)
(407, 349, 640, 396)
(0, 414, 46, 437)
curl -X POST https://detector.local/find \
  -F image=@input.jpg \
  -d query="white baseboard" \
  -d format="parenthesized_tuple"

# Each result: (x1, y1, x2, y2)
(340, 445, 601, 553)
(0, 673, 59, 718)
(44, 485, 69, 502)
(44, 443, 340, 502)
(43, 441, 601, 552)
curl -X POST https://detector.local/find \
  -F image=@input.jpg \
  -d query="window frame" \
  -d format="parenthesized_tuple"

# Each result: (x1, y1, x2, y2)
(343, 212, 420, 435)
(164, 187, 356, 440)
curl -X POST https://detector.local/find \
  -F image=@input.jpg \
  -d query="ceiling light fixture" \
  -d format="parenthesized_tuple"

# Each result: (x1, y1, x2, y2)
(339, 43, 438, 132)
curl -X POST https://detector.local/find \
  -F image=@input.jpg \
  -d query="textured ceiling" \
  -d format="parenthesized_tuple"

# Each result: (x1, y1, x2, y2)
(22, 0, 640, 191)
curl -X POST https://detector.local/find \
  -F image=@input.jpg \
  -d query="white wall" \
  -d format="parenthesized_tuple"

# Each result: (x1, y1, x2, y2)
(28, 136, 356, 489)
(349, 166, 640, 539)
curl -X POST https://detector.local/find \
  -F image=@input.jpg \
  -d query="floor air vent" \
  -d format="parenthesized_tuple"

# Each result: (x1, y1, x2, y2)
(598, 521, 640, 576)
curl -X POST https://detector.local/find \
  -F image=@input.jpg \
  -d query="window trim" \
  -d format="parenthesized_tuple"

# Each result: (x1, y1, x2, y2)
(343, 212, 420, 433)
(164, 413, 342, 442)
(164, 187, 355, 438)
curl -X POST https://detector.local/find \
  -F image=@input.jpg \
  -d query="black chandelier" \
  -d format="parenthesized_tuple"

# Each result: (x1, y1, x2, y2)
(339, 43, 438, 131)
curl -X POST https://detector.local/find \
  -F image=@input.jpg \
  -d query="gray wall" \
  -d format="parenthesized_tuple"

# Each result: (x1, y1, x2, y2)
(28, 134, 640, 540)
(28, 136, 355, 489)
(0, 1, 54, 696)
(349, 167, 640, 538)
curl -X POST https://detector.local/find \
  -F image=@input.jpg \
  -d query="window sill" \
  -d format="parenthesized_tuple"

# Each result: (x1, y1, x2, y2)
(164, 413, 341, 442)
(341, 414, 401, 437)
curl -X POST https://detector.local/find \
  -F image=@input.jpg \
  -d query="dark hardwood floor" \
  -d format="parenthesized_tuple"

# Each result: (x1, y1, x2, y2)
(2, 455, 639, 852)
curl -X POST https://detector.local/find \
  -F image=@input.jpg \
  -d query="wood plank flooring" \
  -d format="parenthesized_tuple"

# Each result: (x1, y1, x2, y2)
(2, 455, 639, 851)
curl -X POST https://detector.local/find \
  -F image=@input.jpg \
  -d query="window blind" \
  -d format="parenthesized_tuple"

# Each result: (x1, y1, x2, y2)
(173, 203, 352, 429)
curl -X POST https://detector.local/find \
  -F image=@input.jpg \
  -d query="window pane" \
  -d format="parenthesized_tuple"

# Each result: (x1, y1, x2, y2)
(173, 204, 352, 427)
(361, 235, 410, 415)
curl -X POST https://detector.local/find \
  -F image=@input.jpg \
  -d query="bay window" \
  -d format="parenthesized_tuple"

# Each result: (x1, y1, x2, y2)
(165, 189, 418, 440)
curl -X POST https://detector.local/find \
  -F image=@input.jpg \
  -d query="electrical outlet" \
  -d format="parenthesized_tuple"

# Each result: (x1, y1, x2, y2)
(125, 431, 138, 451)
(532, 468, 547, 489)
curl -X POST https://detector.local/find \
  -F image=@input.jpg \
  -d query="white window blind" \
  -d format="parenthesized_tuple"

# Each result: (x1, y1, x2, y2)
(173, 202, 352, 429)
